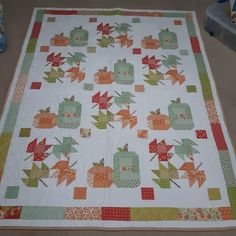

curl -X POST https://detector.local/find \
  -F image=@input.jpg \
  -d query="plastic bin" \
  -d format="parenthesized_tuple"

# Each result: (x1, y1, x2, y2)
(0, 3, 7, 53)
(205, 1, 236, 51)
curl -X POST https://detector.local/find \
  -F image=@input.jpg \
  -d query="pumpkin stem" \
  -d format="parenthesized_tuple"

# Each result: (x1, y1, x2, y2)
(156, 108, 160, 114)
(123, 143, 128, 152)
(70, 95, 75, 101)
(176, 97, 181, 103)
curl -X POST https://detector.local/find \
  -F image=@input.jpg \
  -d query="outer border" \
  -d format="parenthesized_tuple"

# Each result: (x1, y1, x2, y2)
(0, 8, 236, 229)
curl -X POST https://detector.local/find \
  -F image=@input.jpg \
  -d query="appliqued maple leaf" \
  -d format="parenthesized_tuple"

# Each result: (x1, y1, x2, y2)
(66, 52, 86, 66)
(51, 160, 77, 186)
(142, 55, 161, 69)
(92, 110, 115, 129)
(22, 162, 50, 187)
(43, 68, 65, 83)
(116, 109, 137, 129)
(144, 70, 165, 86)
(92, 91, 113, 109)
(165, 69, 185, 85)
(97, 23, 113, 35)
(152, 162, 180, 188)
(97, 36, 115, 48)
(149, 139, 173, 161)
(46, 53, 65, 67)
(66, 67, 85, 83)
(179, 162, 206, 187)
(114, 91, 135, 108)
(114, 23, 132, 34)
(53, 137, 78, 159)
(162, 55, 181, 69)
(116, 34, 133, 48)
(25, 138, 52, 161)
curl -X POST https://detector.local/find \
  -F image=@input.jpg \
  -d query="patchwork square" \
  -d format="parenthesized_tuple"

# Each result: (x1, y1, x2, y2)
(89, 17, 97, 23)
(186, 85, 197, 93)
(132, 18, 140, 23)
(80, 128, 91, 138)
(208, 188, 221, 201)
(135, 85, 145, 92)
(31, 82, 42, 90)
(133, 48, 141, 54)
(179, 49, 189, 56)
(40, 46, 49, 52)
(137, 130, 148, 139)
(141, 187, 154, 200)
(5, 186, 19, 199)
(74, 187, 87, 200)
(19, 128, 31, 137)
(174, 20, 182, 25)
(196, 130, 208, 139)
(87, 47, 96, 53)
(47, 17, 56, 22)
(83, 83, 94, 91)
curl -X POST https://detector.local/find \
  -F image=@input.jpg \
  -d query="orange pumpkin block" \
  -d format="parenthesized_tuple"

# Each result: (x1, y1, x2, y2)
(147, 109, 170, 130)
(87, 165, 113, 188)
(33, 107, 57, 129)
(50, 33, 69, 46)
(94, 67, 114, 84)
(141, 36, 160, 49)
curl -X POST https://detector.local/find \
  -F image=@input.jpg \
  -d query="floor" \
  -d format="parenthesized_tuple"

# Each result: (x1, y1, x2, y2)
(0, 0, 235, 235)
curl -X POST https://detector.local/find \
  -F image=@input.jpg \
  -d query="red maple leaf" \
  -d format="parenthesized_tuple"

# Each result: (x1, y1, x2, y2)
(92, 91, 113, 109)
(26, 138, 52, 161)
(142, 55, 161, 69)
(46, 53, 65, 67)
(97, 23, 113, 35)
(149, 139, 173, 161)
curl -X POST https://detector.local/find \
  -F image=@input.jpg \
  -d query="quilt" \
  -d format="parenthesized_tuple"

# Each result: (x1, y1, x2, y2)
(0, 8, 236, 229)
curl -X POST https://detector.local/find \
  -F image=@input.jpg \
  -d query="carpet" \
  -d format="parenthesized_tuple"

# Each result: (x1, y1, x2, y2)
(0, 8, 236, 230)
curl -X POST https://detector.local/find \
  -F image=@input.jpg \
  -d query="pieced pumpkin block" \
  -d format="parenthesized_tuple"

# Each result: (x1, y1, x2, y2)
(147, 109, 170, 130)
(141, 35, 160, 49)
(114, 59, 134, 85)
(159, 28, 178, 49)
(57, 96, 82, 129)
(113, 144, 140, 188)
(69, 26, 88, 47)
(87, 160, 113, 188)
(94, 67, 114, 84)
(33, 107, 57, 129)
(168, 98, 194, 130)
(50, 33, 69, 46)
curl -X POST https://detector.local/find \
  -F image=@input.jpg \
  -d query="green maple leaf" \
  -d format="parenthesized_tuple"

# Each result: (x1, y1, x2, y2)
(162, 55, 181, 69)
(43, 68, 65, 83)
(144, 70, 164, 86)
(22, 163, 50, 187)
(67, 52, 86, 66)
(97, 36, 115, 48)
(115, 23, 132, 34)
(92, 111, 114, 129)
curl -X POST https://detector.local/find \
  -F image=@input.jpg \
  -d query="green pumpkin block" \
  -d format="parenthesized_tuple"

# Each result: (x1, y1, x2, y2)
(69, 26, 89, 47)
(57, 96, 82, 129)
(113, 144, 140, 188)
(114, 59, 134, 85)
(159, 28, 178, 49)
(168, 98, 194, 130)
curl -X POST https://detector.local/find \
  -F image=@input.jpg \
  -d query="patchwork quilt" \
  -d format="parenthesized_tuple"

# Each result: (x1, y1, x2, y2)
(0, 8, 236, 229)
